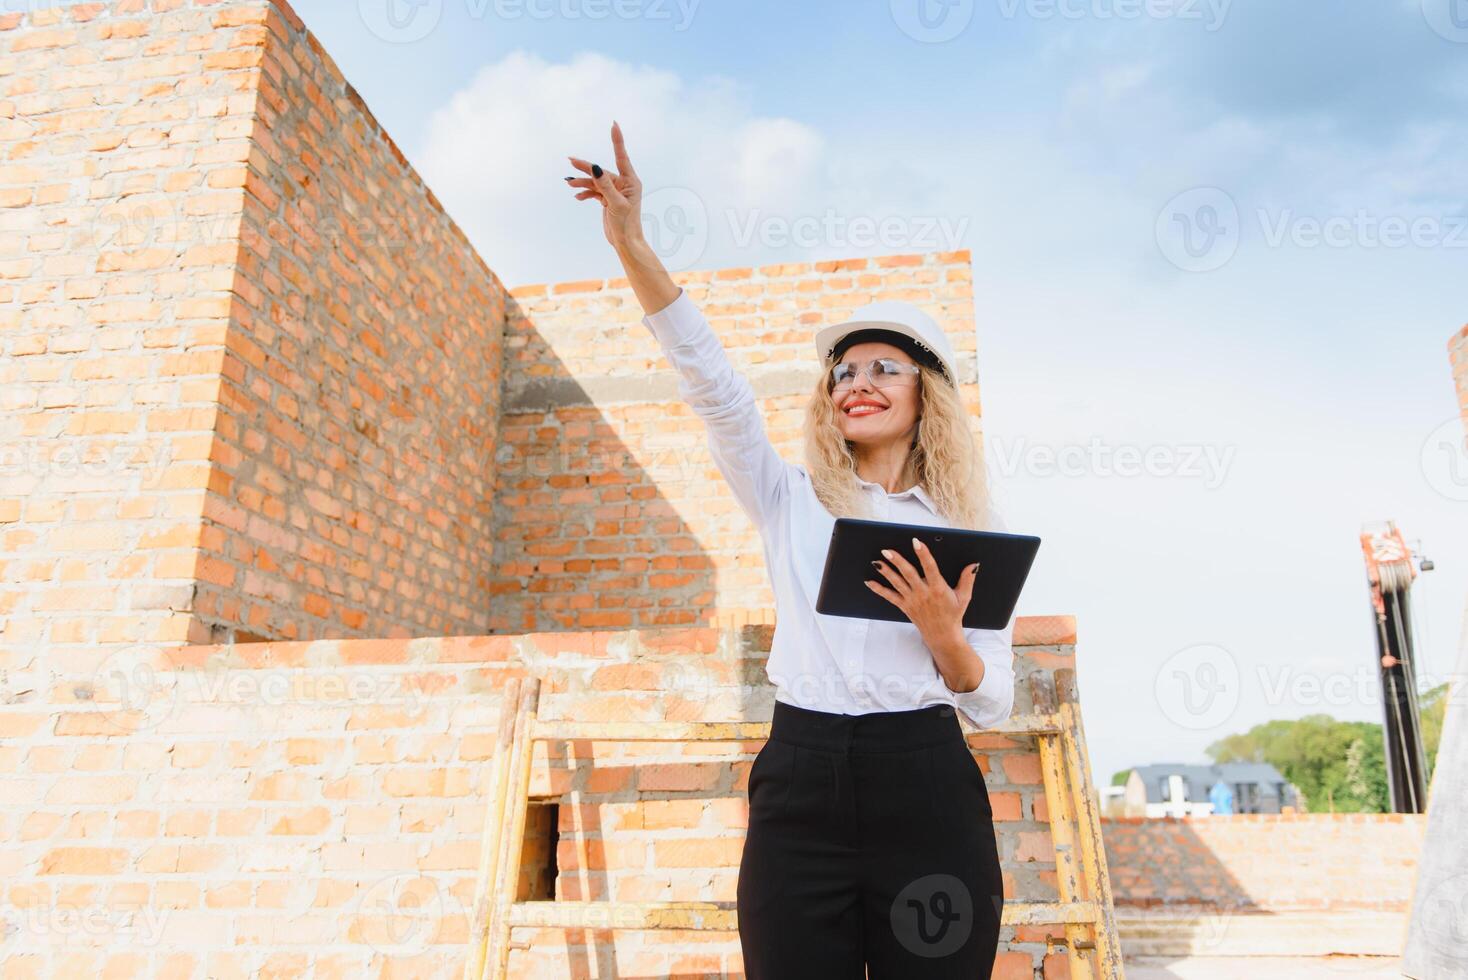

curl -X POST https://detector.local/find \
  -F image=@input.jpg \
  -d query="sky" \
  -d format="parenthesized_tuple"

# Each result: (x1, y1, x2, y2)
(276, 0, 1464, 791)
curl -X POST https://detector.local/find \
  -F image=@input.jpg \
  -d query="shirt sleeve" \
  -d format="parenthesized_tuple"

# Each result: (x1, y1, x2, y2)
(641, 286, 792, 532)
(946, 615, 1016, 729)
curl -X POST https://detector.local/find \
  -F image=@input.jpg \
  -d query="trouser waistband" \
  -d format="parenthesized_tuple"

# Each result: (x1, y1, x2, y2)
(768, 698, 964, 754)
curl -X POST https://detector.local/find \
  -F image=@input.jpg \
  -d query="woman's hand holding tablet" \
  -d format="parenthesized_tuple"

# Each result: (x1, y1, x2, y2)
(815, 517, 1040, 631)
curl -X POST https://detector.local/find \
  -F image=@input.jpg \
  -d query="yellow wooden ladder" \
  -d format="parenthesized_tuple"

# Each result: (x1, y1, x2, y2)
(462, 671, 1125, 979)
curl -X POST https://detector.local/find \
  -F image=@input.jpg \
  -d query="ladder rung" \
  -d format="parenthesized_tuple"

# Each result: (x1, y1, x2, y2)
(530, 711, 1063, 744)
(506, 900, 736, 931)
(1004, 900, 1101, 926)
(531, 721, 770, 743)
(503, 899, 1100, 931)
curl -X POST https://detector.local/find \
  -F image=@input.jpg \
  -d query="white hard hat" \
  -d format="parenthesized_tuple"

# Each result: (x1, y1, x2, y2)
(814, 300, 959, 386)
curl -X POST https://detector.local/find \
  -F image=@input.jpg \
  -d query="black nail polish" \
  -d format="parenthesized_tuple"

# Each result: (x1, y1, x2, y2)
(871, 560, 882, 569)
(591, 163, 603, 178)
(564, 176, 574, 181)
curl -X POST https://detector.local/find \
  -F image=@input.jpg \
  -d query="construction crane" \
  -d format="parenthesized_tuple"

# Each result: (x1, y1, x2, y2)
(1357, 521, 1432, 813)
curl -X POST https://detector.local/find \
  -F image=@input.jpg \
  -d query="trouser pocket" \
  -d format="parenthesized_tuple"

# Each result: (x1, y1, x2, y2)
(928, 736, 993, 832)
(748, 738, 795, 821)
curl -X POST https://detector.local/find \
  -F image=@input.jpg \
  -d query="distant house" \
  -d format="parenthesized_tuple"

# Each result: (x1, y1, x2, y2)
(1115, 763, 1300, 817)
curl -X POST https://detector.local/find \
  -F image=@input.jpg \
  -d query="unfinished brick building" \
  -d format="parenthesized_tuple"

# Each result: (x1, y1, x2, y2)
(1, 1, 1449, 978)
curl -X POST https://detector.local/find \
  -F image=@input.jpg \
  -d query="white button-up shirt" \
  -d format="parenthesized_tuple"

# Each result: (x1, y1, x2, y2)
(642, 287, 1015, 729)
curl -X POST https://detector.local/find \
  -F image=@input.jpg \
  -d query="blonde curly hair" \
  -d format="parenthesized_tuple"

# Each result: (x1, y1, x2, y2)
(800, 357, 998, 532)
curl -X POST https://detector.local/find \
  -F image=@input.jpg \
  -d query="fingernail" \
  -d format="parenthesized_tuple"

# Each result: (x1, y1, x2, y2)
(912, 537, 922, 549)
(881, 549, 893, 558)
(564, 176, 574, 181)
(871, 560, 882, 569)
(592, 163, 603, 178)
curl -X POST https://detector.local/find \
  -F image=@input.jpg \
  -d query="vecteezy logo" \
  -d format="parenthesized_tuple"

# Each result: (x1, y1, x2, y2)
(1419, 872, 1468, 964)
(358, 0, 443, 44)
(379, 412, 446, 508)
(638, 186, 708, 273)
(1422, 0, 1468, 42)
(1155, 643, 1239, 731)
(890, 0, 975, 42)
(1421, 416, 1468, 502)
(91, 645, 179, 734)
(662, 660, 714, 710)
(356, 873, 453, 953)
(890, 873, 973, 958)
(1156, 187, 1241, 273)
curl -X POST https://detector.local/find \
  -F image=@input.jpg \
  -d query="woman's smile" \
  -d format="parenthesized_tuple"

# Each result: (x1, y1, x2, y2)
(844, 400, 888, 416)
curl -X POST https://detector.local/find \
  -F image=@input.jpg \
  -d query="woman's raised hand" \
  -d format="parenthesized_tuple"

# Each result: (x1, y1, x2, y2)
(565, 121, 678, 316)
(566, 120, 644, 250)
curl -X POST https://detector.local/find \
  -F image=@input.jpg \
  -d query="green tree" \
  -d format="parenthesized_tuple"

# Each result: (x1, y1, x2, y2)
(1207, 714, 1389, 813)
(1339, 733, 1389, 812)
(1420, 682, 1448, 783)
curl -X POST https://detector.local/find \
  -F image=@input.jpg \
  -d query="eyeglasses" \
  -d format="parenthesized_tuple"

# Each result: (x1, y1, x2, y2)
(829, 357, 921, 390)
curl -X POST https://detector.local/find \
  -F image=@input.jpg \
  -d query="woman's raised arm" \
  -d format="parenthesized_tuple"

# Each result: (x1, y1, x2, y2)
(566, 122, 792, 531)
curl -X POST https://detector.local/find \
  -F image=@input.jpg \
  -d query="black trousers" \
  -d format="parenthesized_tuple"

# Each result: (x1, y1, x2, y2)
(737, 699, 1004, 978)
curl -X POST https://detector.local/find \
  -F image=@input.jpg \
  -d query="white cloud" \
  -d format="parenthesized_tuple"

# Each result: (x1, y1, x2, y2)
(416, 49, 824, 286)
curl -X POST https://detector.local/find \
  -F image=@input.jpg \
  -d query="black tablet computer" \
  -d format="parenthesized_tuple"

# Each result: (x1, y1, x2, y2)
(815, 517, 1041, 630)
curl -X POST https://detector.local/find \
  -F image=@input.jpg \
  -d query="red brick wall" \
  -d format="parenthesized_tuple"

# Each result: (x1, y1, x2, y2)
(201, 1, 507, 644)
(0, 2, 270, 656)
(3, 1, 986, 652)
(0, 621, 1080, 978)
(0, 0, 509, 659)
(1102, 814, 1427, 912)
(499, 251, 985, 633)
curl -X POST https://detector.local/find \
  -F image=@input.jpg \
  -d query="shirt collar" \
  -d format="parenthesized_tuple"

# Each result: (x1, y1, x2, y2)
(857, 476, 938, 513)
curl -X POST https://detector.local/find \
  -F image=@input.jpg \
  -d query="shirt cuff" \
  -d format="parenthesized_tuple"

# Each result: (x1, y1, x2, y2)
(641, 286, 697, 348)
(946, 622, 1016, 729)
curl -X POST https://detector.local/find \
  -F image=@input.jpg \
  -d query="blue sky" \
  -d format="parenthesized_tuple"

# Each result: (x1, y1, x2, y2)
(287, 0, 1467, 792)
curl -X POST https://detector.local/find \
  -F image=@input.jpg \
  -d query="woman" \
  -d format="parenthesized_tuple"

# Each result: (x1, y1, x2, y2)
(565, 122, 1012, 979)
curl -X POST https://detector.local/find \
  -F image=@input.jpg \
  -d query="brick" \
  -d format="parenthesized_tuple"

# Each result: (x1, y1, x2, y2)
(38, 847, 127, 875)
(1002, 754, 1043, 785)
(993, 950, 1036, 979)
